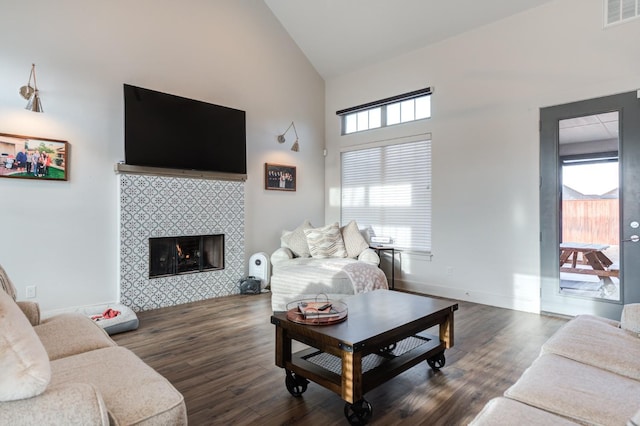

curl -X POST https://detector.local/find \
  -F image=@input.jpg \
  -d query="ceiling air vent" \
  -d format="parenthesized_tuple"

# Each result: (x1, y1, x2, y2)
(605, 0, 639, 26)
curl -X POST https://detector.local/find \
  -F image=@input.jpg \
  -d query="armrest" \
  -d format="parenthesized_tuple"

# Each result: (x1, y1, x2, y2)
(16, 300, 40, 326)
(358, 248, 380, 265)
(0, 382, 109, 425)
(621, 303, 640, 334)
(271, 247, 294, 265)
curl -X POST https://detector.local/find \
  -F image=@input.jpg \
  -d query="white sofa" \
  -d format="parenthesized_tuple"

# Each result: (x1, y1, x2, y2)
(270, 220, 389, 312)
(470, 304, 640, 425)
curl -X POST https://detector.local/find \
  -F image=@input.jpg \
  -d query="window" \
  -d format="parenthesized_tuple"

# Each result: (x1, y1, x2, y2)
(337, 88, 432, 135)
(605, 0, 639, 26)
(341, 138, 431, 252)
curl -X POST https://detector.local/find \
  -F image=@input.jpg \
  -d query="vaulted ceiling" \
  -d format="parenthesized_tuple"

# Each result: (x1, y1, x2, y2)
(265, 0, 556, 79)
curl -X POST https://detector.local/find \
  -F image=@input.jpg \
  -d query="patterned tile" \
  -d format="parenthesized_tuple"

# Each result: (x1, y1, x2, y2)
(118, 174, 245, 311)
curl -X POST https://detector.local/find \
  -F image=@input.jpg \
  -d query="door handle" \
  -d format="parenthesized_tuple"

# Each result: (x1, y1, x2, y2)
(622, 235, 640, 243)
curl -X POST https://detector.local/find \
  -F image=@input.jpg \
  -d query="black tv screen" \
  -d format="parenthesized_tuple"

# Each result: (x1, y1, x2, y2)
(124, 84, 246, 174)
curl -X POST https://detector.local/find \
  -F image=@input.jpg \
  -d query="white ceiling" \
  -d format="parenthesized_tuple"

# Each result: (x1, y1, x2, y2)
(264, 0, 556, 79)
(560, 112, 620, 144)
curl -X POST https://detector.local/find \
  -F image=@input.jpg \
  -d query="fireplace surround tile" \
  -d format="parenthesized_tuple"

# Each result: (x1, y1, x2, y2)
(118, 174, 244, 311)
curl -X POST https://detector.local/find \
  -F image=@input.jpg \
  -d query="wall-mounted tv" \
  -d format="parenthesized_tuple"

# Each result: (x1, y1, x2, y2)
(124, 84, 246, 174)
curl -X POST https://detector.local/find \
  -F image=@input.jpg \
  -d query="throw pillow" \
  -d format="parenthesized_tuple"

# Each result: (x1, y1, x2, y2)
(340, 220, 370, 258)
(281, 220, 313, 258)
(629, 408, 640, 426)
(0, 264, 17, 300)
(621, 303, 640, 335)
(304, 223, 348, 259)
(0, 289, 51, 401)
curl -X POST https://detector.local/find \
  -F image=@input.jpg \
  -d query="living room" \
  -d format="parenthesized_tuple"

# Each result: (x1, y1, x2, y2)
(1, 0, 640, 424)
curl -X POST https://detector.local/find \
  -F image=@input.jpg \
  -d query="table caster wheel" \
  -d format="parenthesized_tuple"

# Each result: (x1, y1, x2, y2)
(285, 370, 308, 397)
(427, 351, 446, 371)
(344, 398, 372, 425)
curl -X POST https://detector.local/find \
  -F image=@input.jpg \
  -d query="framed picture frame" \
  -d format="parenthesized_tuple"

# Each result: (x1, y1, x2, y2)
(0, 133, 69, 181)
(265, 163, 296, 191)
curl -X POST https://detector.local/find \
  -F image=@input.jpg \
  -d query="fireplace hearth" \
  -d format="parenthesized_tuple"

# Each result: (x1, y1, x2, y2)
(149, 234, 224, 278)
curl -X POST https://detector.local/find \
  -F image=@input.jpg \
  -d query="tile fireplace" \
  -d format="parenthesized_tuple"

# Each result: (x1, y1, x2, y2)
(117, 172, 244, 311)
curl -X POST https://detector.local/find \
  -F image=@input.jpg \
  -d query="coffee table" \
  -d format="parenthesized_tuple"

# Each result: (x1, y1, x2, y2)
(270, 290, 458, 424)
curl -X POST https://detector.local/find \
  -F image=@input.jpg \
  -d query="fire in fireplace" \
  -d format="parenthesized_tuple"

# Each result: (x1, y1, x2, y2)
(149, 234, 224, 278)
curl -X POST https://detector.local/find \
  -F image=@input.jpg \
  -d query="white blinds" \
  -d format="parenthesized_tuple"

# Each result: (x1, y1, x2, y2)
(341, 139, 432, 252)
(606, 0, 639, 25)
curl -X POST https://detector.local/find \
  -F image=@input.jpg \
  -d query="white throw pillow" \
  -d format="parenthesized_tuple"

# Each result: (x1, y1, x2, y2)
(340, 220, 370, 258)
(281, 220, 313, 258)
(305, 223, 348, 259)
(0, 289, 51, 401)
(621, 303, 640, 335)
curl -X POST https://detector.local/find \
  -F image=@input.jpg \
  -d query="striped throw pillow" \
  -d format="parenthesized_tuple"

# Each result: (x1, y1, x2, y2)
(304, 223, 347, 258)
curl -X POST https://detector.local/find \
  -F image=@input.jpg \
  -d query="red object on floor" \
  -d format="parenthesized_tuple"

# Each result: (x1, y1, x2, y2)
(91, 308, 121, 321)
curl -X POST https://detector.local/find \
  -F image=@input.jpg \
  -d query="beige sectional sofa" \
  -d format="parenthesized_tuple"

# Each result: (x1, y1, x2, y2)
(471, 305, 640, 425)
(0, 265, 187, 425)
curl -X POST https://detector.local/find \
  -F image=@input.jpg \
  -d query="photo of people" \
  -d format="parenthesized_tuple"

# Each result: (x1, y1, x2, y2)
(265, 163, 296, 191)
(0, 133, 68, 181)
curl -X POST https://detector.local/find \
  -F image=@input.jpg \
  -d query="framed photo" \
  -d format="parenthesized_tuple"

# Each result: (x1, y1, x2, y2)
(0, 133, 69, 181)
(265, 163, 296, 191)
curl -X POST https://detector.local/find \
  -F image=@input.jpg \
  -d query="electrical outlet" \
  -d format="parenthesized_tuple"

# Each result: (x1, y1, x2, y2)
(446, 266, 454, 276)
(26, 285, 36, 299)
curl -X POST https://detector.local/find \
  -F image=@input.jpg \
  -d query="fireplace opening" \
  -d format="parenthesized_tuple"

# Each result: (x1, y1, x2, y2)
(149, 234, 224, 278)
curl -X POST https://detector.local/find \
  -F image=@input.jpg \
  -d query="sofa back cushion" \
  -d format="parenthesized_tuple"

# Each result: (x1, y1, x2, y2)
(0, 289, 51, 401)
(305, 223, 348, 259)
(0, 264, 17, 300)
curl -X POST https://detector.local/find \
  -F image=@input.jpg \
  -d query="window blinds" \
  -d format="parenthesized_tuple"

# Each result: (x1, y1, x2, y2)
(341, 139, 432, 252)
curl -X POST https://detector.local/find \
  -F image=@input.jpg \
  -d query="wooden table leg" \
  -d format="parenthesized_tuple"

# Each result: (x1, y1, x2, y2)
(341, 351, 362, 404)
(274, 325, 291, 368)
(440, 310, 455, 349)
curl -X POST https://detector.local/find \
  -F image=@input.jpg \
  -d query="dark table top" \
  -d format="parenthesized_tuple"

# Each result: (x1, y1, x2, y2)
(272, 290, 458, 348)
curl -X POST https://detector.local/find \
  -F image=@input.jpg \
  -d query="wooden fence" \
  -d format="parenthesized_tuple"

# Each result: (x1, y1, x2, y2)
(562, 199, 619, 245)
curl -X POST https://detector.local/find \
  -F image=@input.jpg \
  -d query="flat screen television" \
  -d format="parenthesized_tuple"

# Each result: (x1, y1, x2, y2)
(124, 84, 246, 174)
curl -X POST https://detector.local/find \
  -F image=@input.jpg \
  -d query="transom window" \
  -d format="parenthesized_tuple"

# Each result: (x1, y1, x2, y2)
(605, 0, 640, 26)
(337, 88, 432, 135)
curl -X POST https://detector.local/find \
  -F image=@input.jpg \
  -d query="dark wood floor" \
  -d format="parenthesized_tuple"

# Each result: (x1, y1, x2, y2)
(112, 291, 567, 425)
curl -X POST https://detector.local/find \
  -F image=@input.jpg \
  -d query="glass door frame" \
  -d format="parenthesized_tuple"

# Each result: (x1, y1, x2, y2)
(540, 90, 640, 319)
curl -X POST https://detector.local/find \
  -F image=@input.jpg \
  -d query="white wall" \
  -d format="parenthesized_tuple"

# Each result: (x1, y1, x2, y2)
(325, 0, 640, 312)
(0, 0, 325, 312)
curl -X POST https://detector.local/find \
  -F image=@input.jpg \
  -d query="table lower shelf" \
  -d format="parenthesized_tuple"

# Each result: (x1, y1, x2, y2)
(286, 332, 445, 400)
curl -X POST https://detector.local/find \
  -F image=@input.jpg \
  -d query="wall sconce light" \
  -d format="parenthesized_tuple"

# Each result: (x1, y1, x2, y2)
(278, 121, 299, 152)
(19, 64, 43, 113)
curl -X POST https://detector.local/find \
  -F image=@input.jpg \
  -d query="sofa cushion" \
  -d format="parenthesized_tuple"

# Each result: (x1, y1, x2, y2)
(341, 220, 370, 259)
(504, 353, 640, 425)
(305, 222, 347, 259)
(35, 313, 116, 361)
(469, 397, 580, 426)
(281, 219, 313, 258)
(51, 346, 187, 425)
(621, 303, 640, 335)
(0, 382, 109, 425)
(0, 289, 51, 402)
(541, 314, 640, 380)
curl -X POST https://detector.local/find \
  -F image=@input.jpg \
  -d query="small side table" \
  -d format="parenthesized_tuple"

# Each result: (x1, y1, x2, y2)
(370, 246, 396, 289)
